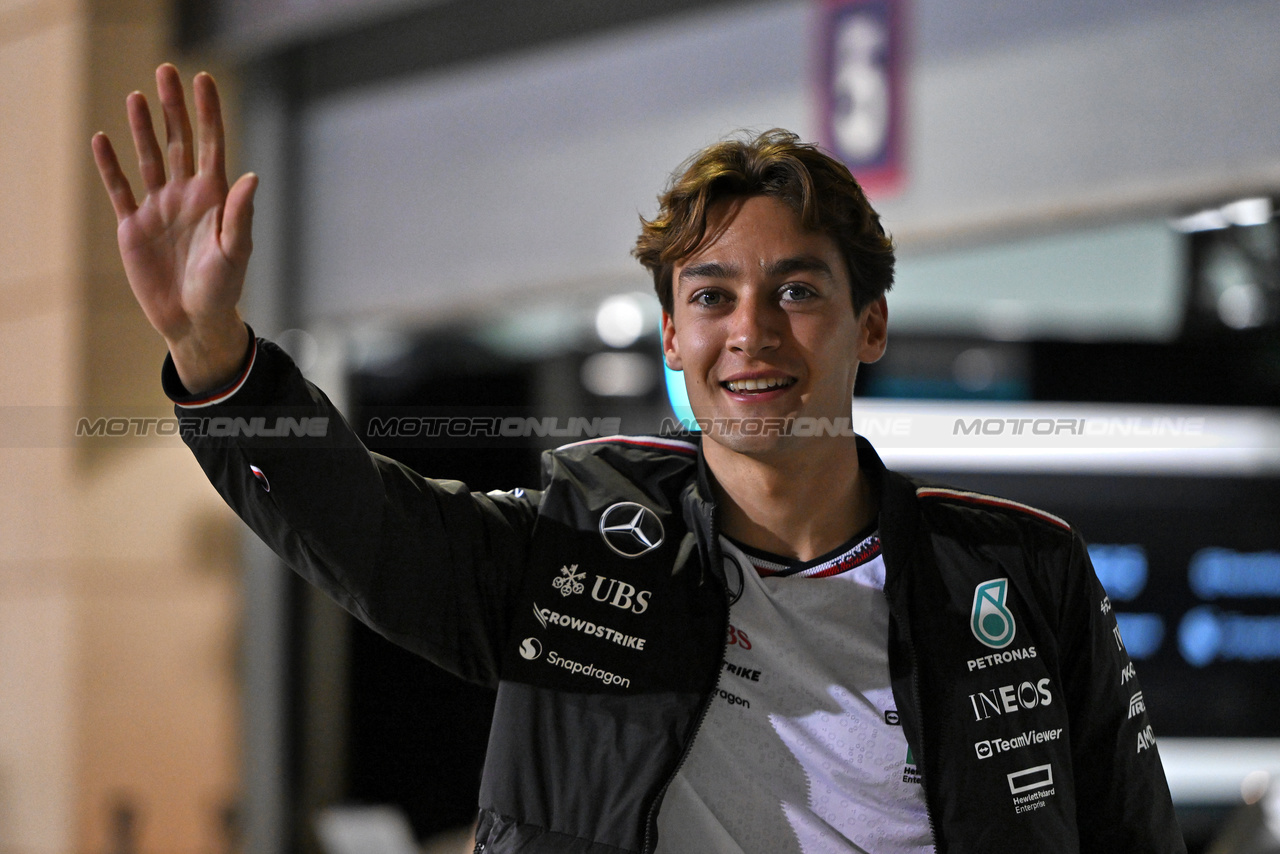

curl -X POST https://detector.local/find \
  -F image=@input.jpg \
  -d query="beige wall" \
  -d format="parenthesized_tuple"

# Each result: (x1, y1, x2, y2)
(0, 1, 242, 852)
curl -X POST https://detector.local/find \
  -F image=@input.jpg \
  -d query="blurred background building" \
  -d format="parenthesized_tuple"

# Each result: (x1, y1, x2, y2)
(2, 0, 1279, 852)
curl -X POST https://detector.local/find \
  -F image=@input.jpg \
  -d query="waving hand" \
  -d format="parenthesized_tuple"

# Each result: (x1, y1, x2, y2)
(92, 64, 255, 394)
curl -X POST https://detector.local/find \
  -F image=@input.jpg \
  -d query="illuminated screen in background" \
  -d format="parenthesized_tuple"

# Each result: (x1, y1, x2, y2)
(918, 472, 1280, 738)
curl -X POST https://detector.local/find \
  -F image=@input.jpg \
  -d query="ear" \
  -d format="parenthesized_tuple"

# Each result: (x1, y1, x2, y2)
(856, 296, 888, 364)
(661, 310, 684, 371)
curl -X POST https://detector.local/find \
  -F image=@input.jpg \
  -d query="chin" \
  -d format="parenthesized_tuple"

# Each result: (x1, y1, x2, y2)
(700, 421, 795, 457)
(695, 406, 861, 456)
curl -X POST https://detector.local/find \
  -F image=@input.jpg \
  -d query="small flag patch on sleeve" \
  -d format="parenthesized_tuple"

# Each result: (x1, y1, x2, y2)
(249, 465, 270, 492)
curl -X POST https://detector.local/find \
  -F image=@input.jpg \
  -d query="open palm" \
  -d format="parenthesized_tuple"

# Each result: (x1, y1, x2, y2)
(92, 64, 256, 392)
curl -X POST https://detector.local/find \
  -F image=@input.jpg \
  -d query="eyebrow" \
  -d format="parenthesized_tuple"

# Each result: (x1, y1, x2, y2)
(767, 255, 834, 280)
(677, 261, 738, 284)
(676, 255, 835, 290)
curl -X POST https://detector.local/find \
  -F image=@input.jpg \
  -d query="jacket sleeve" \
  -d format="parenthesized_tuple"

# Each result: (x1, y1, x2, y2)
(1057, 529, 1185, 853)
(165, 334, 539, 687)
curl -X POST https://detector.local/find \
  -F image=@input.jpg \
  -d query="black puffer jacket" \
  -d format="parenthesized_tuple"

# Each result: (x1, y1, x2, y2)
(166, 335, 1184, 853)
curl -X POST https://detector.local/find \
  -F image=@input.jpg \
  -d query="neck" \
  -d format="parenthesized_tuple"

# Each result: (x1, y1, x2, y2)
(703, 436, 877, 562)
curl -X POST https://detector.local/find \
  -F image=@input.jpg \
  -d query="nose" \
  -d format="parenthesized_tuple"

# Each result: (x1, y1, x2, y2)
(726, 297, 781, 356)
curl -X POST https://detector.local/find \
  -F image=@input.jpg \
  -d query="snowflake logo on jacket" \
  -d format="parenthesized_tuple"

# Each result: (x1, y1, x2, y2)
(553, 564, 585, 597)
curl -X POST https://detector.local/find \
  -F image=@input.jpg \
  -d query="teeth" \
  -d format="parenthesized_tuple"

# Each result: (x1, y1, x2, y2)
(726, 377, 792, 392)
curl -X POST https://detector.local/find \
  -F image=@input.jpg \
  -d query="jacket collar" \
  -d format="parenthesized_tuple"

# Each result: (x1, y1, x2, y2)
(860, 434, 924, 595)
(678, 432, 920, 586)
(674, 435, 720, 586)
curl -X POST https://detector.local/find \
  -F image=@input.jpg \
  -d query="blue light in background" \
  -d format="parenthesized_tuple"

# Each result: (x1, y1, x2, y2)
(1178, 606, 1280, 667)
(1178, 607, 1222, 667)
(862, 376, 1029, 400)
(1089, 544, 1148, 601)
(1114, 612, 1164, 659)
(1189, 548, 1280, 599)
(661, 317, 699, 431)
(663, 361, 698, 431)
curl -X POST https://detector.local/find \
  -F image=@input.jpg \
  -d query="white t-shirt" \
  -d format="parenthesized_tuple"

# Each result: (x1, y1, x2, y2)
(654, 530, 933, 854)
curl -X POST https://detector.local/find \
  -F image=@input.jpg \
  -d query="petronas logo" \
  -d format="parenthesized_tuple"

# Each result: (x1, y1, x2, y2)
(971, 578, 1016, 649)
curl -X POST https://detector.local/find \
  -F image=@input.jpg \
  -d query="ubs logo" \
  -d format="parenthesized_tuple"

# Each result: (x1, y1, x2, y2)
(553, 564, 586, 597)
(550, 565, 652, 614)
(592, 576, 651, 614)
(599, 502, 664, 558)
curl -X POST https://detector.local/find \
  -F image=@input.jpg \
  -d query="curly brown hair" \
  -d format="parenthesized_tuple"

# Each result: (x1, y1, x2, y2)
(633, 129, 894, 314)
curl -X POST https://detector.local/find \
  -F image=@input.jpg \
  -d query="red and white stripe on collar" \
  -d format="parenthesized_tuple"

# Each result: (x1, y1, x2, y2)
(915, 487, 1070, 531)
(559, 435, 698, 455)
(750, 533, 882, 579)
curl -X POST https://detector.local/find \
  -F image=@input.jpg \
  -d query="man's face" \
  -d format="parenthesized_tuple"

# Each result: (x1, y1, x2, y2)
(662, 194, 887, 457)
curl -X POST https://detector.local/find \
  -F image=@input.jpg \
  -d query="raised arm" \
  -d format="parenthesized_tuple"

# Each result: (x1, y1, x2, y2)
(92, 63, 255, 394)
(93, 66, 542, 686)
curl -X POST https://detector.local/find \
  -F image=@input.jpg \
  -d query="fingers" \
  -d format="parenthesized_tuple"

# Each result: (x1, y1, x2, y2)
(157, 64, 195, 180)
(127, 90, 166, 193)
(91, 132, 138, 222)
(221, 172, 259, 268)
(156, 63, 195, 180)
(193, 72, 227, 184)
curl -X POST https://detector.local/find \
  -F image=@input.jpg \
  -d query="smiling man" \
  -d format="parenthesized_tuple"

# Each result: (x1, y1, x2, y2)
(95, 68, 1184, 853)
(656, 191, 886, 562)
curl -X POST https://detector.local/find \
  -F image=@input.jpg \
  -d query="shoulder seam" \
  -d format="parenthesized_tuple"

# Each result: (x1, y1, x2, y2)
(915, 487, 1071, 532)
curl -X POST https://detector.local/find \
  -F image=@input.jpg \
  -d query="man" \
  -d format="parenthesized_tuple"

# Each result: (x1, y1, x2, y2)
(93, 65, 1184, 853)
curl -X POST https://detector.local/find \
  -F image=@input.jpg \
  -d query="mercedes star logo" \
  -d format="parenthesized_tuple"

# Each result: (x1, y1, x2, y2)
(599, 501, 665, 558)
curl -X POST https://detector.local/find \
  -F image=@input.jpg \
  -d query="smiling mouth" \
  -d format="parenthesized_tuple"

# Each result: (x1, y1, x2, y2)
(722, 377, 797, 393)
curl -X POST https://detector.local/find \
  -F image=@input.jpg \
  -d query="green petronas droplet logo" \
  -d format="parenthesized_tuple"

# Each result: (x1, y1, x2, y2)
(971, 578, 1016, 649)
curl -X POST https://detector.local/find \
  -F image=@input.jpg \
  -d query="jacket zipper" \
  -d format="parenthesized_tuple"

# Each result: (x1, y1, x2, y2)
(902, 611, 941, 853)
(639, 513, 730, 854)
